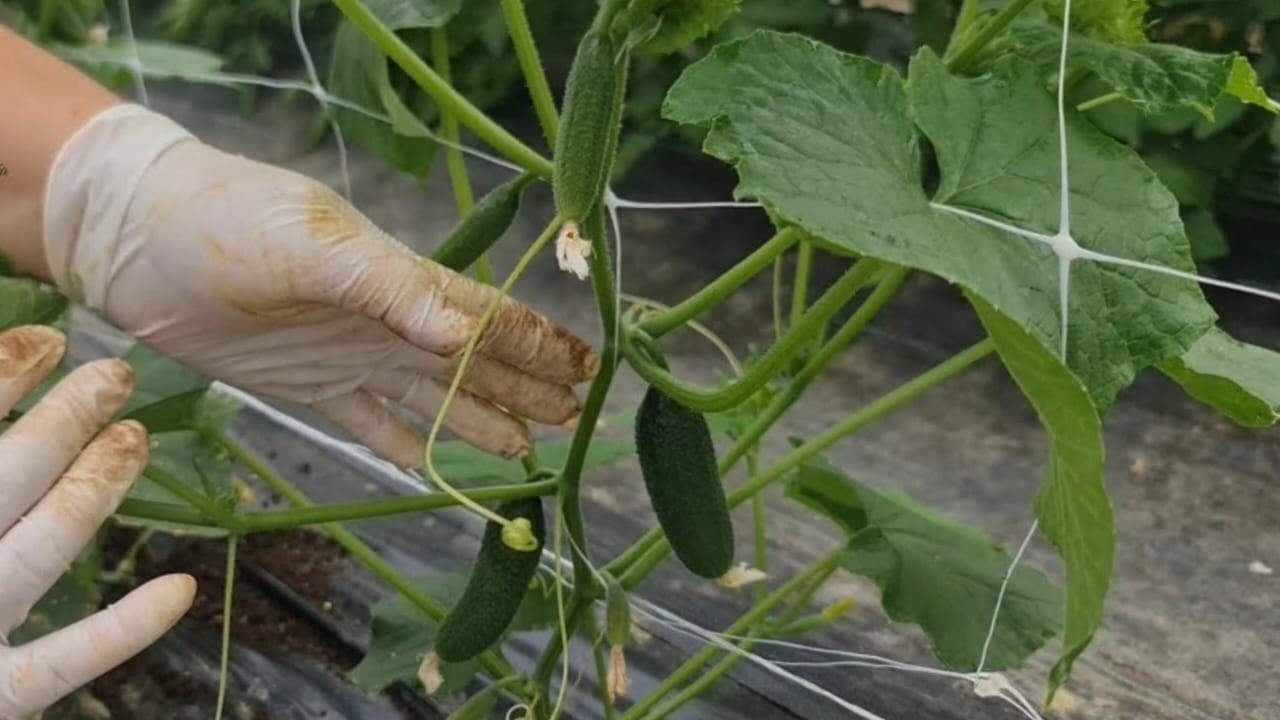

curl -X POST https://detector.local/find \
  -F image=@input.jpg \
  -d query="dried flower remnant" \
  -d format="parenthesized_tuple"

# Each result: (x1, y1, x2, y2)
(717, 562, 768, 589)
(556, 222, 592, 280)
(607, 644, 631, 701)
(418, 652, 443, 695)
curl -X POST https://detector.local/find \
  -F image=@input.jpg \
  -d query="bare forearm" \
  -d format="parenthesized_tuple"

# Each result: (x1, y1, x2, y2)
(0, 26, 119, 281)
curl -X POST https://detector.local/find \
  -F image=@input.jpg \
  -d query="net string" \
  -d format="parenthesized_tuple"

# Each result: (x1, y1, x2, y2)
(98, 1, 1279, 717)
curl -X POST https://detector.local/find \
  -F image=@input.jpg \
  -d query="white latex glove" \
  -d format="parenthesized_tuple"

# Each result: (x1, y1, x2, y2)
(0, 326, 196, 719)
(43, 104, 599, 467)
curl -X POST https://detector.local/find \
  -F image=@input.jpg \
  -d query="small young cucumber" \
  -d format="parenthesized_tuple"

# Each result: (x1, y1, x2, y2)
(431, 173, 535, 272)
(554, 30, 626, 223)
(604, 574, 631, 648)
(635, 386, 735, 578)
(435, 498, 546, 663)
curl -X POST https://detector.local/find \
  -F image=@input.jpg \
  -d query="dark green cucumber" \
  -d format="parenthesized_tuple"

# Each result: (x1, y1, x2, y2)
(432, 173, 535, 272)
(635, 386, 734, 578)
(435, 498, 546, 662)
(553, 30, 625, 222)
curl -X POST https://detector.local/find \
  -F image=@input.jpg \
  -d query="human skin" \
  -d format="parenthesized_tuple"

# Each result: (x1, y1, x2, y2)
(0, 26, 120, 279)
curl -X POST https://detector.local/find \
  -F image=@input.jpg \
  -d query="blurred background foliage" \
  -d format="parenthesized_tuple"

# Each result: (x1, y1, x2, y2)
(4, 0, 1279, 279)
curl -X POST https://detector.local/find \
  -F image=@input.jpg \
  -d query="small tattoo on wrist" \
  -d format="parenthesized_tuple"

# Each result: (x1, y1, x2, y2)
(0, 162, 8, 178)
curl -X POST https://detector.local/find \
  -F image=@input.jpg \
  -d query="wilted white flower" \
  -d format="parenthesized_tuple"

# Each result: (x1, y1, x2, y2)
(418, 652, 443, 695)
(607, 644, 631, 702)
(556, 222, 592, 280)
(717, 562, 768, 589)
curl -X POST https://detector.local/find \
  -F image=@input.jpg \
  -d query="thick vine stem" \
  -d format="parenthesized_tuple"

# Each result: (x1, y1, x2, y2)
(638, 228, 799, 338)
(945, 0, 1038, 73)
(623, 259, 881, 412)
(204, 428, 519, 682)
(613, 336, 994, 587)
(330, 0, 553, 178)
(644, 561, 840, 720)
(529, 209, 619, 714)
(500, 0, 559, 148)
(115, 479, 560, 532)
(431, 26, 495, 285)
(620, 552, 840, 719)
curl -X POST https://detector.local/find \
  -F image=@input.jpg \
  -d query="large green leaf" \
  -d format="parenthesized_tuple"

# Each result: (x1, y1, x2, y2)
(1044, 0, 1149, 45)
(349, 576, 478, 695)
(664, 34, 1215, 411)
(636, 0, 743, 55)
(0, 278, 68, 332)
(55, 39, 224, 80)
(970, 298, 1111, 703)
(119, 343, 240, 434)
(1160, 327, 1280, 428)
(786, 459, 1062, 671)
(328, 21, 437, 179)
(997, 23, 1277, 118)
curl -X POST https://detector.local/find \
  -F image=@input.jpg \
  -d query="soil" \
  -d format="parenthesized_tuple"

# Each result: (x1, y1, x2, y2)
(80, 526, 360, 718)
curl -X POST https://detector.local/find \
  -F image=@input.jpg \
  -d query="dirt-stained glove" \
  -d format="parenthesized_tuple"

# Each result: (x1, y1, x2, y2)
(0, 326, 196, 719)
(42, 104, 599, 467)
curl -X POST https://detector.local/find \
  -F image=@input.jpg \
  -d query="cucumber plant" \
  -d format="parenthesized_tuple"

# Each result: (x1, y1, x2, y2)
(5, 0, 1280, 718)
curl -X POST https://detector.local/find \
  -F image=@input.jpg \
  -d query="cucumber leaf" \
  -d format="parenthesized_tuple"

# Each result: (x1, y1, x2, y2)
(664, 34, 1216, 411)
(970, 297, 1110, 704)
(1160, 327, 1280, 428)
(350, 571, 558, 694)
(0, 278, 68, 332)
(996, 23, 1277, 118)
(635, 0, 742, 55)
(349, 576, 478, 695)
(787, 458, 1062, 672)
(328, 21, 437, 180)
(1044, 0, 1149, 45)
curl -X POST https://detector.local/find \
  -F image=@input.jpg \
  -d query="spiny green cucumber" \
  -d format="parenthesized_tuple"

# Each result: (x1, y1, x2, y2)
(553, 30, 626, 223)
(635, 386, 734, 578)
(435, 498, 546, 662)
(431, 173, 535, 272)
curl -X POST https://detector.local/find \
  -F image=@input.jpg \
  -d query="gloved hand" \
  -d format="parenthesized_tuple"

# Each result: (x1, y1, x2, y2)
(0, 326, 196, 719)
(43, 104, 599, 467)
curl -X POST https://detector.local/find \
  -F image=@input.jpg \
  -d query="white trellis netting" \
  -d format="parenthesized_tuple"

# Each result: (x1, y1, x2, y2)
(67, 0, 1278, 717)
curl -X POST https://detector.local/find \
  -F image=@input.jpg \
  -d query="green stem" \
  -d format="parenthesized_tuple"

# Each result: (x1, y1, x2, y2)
(771, 257, 785, 342)
(647, 562, 840, 720)
(948, 0, 982, 56)
(500, 0, 559, 148)
(624, 259, 878, 413)
(213, 532, 237, 720)
(639, 229, 799, 338)
(430, 26, 494, 285)
(788, 241, 813, 332)
(330, 0, 553, 178)
(749, 453, 767, 603)
(144, 465, 224, 521)
(531, 208, 619, 710)
(205, 428, 518, 681)
(615, 335, 992, 587)
(719, 265, 906, 472)
(621, 552, 840, 720)
(592, 0, 632, 34)
(1077, 91, 1123, 112)
(946, 0, 1038, 73)
(115, 480, 559, 531)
